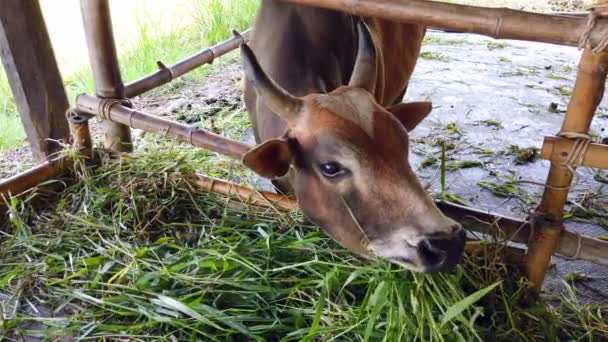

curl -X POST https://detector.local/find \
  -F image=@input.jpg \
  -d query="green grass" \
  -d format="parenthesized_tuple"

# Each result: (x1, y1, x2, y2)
(0, 0, 259, 151)
(0, 69, 26, 152)
(1, 142, 606, 341)
(507, 145, 540, 165)
(420, 51, 450, 62)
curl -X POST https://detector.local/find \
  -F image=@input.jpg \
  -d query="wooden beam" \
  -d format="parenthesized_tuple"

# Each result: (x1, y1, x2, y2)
(541, 136, 608, 169)
(279, 0, 608, 49)
(80, 0, 132, 153)
(0, 0, 70, 162)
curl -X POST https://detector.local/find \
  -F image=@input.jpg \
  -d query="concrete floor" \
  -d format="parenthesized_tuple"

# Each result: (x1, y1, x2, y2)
(406, 30, 608, 304)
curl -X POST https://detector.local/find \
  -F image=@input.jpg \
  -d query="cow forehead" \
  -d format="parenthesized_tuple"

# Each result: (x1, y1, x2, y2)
(311, 88, 377, 137)
(295, 96, 408, 168)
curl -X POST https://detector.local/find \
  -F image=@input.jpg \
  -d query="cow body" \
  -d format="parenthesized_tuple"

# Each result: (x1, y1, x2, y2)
(239, 1, 465, 273)
(245, 0, 425, 151)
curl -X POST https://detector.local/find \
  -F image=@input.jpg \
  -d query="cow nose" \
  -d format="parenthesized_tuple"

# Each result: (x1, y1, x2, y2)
(418, 228, 466, 272)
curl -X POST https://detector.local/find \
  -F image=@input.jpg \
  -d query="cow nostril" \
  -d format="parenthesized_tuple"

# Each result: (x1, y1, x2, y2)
(418, 240, 447, 269)
(419, 230, 465, 272)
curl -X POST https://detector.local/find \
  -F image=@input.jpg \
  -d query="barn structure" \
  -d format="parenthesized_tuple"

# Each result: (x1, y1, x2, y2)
(1, 0, 608, 297)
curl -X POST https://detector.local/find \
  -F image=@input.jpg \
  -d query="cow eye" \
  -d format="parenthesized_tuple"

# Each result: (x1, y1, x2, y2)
(319, 162, 346, 178)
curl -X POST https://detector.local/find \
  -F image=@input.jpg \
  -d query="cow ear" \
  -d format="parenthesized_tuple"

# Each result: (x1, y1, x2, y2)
(386, 101, 433, 131)
(242, 138, 292, 179)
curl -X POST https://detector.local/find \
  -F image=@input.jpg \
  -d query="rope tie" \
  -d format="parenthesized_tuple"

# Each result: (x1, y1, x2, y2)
(579, 4, 608, 54)
(96, 98, 132, 121)
(556, 132, 591, 184)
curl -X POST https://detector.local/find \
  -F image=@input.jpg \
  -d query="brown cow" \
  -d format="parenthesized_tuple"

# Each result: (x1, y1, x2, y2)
(240, 1, 465, 272)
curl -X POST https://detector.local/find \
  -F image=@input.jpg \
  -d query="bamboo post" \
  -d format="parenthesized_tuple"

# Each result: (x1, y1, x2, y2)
(80, 0, 132, 153)
(0, 0, 71, 162)
(125, 29, 250, 98)
(76, 94, 251, 160)
(279, 0, 608, 49)
(67, 110, 93, 159)
(525, 2, 608, 293)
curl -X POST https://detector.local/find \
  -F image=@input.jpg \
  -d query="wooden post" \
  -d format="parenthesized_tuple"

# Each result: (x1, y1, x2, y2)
(80, 0, 132, 153)
(525, 1, 608, 293)
(0, 0, 70, 162)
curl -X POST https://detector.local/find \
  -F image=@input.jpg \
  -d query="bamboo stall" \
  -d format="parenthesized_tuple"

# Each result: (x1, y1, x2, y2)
(2, 0, 608, 295)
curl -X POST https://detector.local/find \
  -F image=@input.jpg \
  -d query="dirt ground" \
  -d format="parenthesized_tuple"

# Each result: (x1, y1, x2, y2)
(2, 29, 608, 303)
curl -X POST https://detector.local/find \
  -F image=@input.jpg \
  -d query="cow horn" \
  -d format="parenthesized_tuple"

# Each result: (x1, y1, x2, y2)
(240, 42, 303, 121)
(348, 21, 377, 93)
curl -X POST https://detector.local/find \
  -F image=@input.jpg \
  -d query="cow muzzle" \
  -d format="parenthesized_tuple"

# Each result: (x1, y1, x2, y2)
(370, 223, 466, 273)
(416, 228, 466, 272)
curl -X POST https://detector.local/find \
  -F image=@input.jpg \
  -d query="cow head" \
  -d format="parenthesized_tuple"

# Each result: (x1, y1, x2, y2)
(239, 23, 465, 273)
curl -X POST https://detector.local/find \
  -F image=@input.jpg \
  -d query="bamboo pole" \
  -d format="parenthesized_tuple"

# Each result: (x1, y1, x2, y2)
(191, 174, 298, 211)
(125, 29, 251, 98)
(0, 157, 71, 200)
(526, 39, 608, 291)
(80, 0, 132, 153)
(541, 136, 608, 169)
(279, 0, 608, 49)
(76, 94, 251, 160)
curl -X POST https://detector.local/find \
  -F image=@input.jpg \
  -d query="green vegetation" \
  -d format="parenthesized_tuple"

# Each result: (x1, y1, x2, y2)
(422, 35, 468, 46)
(1, 142, 606, 341)
(565, 188, 608, 230)
(507, 145, 540, 165)
(420, 51, 450, 62)
(485, 41, 511, 50)
(0, 0, 259, 151)
(479, 119, 503, 128)
(552, 86, 573, 97)
(0, 69, 26, 151)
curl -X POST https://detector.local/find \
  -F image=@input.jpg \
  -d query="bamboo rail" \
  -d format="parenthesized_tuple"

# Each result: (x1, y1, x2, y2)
(279, 0, 608, 49)
(76, 94, 251, 160)
(191, 174, 608, 266)
(541, 136, 608, 169)
(0, 157, 71, 200)
(125, 30, 251, 98)
(80, 0, 132, 153)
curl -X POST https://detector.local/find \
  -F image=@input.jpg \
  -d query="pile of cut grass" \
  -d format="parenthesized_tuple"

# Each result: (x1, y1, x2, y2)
(0, 140, 606, 341)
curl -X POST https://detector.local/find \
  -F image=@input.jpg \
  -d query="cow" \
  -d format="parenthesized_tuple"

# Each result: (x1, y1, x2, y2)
(238, 0, 465, 273)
